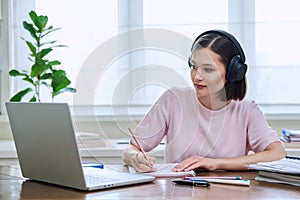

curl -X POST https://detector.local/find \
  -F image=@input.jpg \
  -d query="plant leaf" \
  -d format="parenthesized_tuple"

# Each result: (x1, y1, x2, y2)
(41, 27, 61, 38)
(48, 60, 61, 66)
(53, 87, 76, 96)
(29, 10, 48, 32)
(40, 73, 52, 80)
(40, 40, 57, 47)
(49, 44, 68, 48)
(23, 21, 38, 42)
(41, 81, 50, 87)
(64, 87, 76, 93)
(38, 48, 52, 58)
(44, 25, 53, 31)
(29, 96, 37, 102)
(37, 15, 48, 32)
(51, 70, 71, 93)
(29, 10, 38, 24)
(9, 88, 33, 102)
(22, 76, 34, 85)
(9, 69, 20, 76)
(30, 61, 49, 77)
(25, 41, 37, 56)
(9, 70, 30, 78)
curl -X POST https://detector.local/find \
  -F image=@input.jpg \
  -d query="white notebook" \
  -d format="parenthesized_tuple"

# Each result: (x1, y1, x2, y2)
(129, 163, 195, 177)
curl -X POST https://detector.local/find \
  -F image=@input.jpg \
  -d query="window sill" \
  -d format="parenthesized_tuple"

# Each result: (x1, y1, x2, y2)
(0, 105, 150, 123)
(0, 139, 165, 163)
(260, 104, 300, 120)
(2, 104, 300, 122)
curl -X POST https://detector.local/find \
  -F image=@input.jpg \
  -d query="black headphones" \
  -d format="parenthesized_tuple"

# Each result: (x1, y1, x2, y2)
(191, 30, 247, 83)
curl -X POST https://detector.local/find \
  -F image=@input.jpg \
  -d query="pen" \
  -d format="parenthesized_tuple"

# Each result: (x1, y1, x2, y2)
(187, 178, 250, 186)
(128, 128, 153, 167)
(172, 179, 210, 187)
(183, 176, 242, 180)
(82, 162, 104, 169)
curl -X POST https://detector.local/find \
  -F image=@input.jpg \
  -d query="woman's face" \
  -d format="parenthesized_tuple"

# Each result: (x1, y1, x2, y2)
(190, 48, 227, 100)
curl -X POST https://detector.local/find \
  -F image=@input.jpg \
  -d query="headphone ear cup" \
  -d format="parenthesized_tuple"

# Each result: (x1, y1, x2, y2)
(226, 55, 247, 82)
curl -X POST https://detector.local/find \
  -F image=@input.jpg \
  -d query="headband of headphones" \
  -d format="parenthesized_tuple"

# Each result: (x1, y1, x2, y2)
(191, 29, 246, 63)
(191, 30, 247, 82)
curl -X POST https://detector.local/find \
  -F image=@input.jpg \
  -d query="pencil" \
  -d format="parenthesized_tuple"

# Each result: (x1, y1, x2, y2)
(128, 128, 152, 167)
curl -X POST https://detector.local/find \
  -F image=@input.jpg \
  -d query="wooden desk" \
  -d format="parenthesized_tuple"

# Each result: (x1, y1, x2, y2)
(0, 165, 299, 200)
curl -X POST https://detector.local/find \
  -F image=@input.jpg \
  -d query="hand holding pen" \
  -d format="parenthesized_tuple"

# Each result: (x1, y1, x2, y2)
(128, 128, 156, 173)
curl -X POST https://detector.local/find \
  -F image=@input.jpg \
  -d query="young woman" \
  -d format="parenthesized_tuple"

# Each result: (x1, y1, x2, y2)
(122, 30, 286, 173)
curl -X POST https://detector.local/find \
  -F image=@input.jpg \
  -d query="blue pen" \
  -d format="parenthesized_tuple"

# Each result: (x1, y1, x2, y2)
(82, 162, 104, 169)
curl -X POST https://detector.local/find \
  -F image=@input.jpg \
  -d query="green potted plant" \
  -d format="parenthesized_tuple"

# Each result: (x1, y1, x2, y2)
(9, 10, 76, 102)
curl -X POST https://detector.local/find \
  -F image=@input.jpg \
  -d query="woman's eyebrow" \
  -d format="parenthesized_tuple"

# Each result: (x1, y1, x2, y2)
(193, 61, 215, 67)
(202, 63, 214, 66)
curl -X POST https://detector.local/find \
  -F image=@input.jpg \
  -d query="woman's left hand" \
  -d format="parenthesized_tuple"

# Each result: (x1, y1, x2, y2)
(173, 155, 220, 172)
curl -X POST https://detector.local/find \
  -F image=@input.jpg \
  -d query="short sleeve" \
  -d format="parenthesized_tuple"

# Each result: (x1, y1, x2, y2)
(247, 100, 279, 152)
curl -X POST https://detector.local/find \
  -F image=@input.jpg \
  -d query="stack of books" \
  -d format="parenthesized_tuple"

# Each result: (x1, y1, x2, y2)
(280, 129, 300, 143)
(248, 157, 300, 187)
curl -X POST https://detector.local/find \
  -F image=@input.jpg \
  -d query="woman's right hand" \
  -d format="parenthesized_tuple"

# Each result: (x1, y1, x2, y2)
(131, 151, 156, 173)
(122, 144, 156, 173)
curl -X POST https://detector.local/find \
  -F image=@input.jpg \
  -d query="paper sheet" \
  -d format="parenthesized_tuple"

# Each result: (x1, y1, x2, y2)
(248, 158, 300, 174)
(129, 163, 195, 177)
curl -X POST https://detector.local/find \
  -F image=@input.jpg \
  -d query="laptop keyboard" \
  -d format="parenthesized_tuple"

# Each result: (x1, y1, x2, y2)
(85, 174, 119, 184)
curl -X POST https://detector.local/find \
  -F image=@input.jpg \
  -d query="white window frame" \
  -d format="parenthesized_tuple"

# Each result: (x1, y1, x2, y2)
(0, 0, 16, 115)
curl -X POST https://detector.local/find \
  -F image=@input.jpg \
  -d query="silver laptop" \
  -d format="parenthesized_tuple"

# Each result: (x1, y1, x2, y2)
(5, 102, 154, 191)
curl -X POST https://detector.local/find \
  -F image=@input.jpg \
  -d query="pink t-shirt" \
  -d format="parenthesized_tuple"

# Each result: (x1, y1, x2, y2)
(131, 87, 279, 163)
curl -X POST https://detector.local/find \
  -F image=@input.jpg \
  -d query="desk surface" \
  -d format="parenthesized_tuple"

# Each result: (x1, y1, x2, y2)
(0, 165, 300, 200)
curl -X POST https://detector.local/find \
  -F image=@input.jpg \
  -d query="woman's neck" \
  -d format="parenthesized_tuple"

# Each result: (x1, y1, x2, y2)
(197, 95, 231, 111)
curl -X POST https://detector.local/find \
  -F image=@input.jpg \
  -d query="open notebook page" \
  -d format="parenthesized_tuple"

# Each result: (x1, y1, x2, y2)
(129, 163, 196, 177)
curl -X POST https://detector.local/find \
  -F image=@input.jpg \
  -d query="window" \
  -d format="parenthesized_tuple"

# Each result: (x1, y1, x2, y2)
(0, 0, 2, 114)
(35, 0, 118, 105)
(0, 0, 10, 115)
(139, 0, 228, 104)
(4, 0, 300, 115)
(253, 0, 300, 104)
